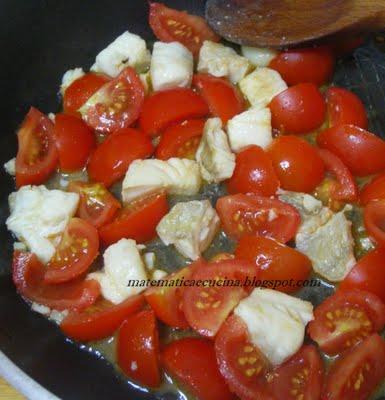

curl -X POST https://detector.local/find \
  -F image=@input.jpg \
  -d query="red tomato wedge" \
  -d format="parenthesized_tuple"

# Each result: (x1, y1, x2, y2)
(15, 107, 58, 188)
(308, 290, 385, 355)
(53, 113, 95, 172)
(149, 2, 220, 57)
(269, 46, 335, 86)
(326, 87, 368, 129)
(269, 345, 324, 400)
(67, 181, 121, 228)
(317, 124, 385, 176)
(99, 191, 168, 245)
(360, 172, 385, 205)
(323, 334, 385, 400)
(364, 200, 385, 247)
(162, 338, 234, 400)
(80, 67, 144, 133)
(193, 74, 245, 124)
(63, 72, 110, 116)
(12, 251, 100, 311)
(60, 295, 144, 341)
(182, 258, 258, 337)
(87, 128, 153, 187)
(235, 236, 311, 294)
(139, 88, 209, 136)
(155, 119, 205, 160)
(269, 83, 326, 135)
(117, 309, 160, 387)
(227, 145, 280, 197)
(216, 194, 300, 243)
(268, 135, 325, 193)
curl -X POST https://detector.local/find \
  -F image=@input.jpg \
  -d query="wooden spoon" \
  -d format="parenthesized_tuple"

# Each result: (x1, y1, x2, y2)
(205, 0, 385, 47)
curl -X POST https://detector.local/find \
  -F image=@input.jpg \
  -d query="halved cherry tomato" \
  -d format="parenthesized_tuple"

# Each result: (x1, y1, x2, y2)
(216, 194, 300, 243)
(12, 251, 100, 311)
(162, 338, 234, 400)
(182, 258, 258, 337)
(80, 67, 144, 133)
(87, 128, 153, 187)
(308, 290, 385, 355)
(99, 191, 168, 245)
(326, 87, 368, 129)
(268, 136, 325, 193)
(53, 113, 95, 172)
(330, 36, 365, 57)
(269, 46, 335, 86)
(155, 119, 205, 160)
(235, 236, 311, 294)
(323, 334, 385, 400)
(360, 172, 385, 205)
(317, 124, 385, 176)
(269, 83, 326, 134)
(67, 181, 121, 228)
(193, 74, 245, 124)
(44, 218, 99, 284)
(269, 345, 324, 400)
(364, 200, 385, 247)
(227, 145, 280, 196)
(149, 2, 220, 57)
(63, 72, 110, 116)
(139, 88, 209, 136)
(60, 295, 144, 341)
(15, 107, 58, 188)
(117, 309, 160, 387)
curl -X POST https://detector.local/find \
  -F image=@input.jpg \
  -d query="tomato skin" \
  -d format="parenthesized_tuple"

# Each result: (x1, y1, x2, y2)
(117, 310, 160, 387)
(269, 46, 335, 86)
(193, 74, 245, 124)
(330, 36, 365, 56)
(269, 83, 326, 134)
(235, 236, 311, 294)
(268, 135, 325, 193)
(12, 251, 100, 311)
(87, 128, 153, 187)
(364, 200, 385, 247)
(139, 88, 209, 136)
(162, 338, 234, 400)
(360, 173, 385, 205)
(317, 124, 385, 176)
(16, 107, 58, 188)
(227, 145, 280, 196)
(326, 87, 368, 129)
(60, 295, 144, 341)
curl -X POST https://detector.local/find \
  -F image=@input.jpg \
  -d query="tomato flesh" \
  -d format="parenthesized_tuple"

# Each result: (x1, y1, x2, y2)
(360, 172, 385, 205)
(364, 200, 385, 247)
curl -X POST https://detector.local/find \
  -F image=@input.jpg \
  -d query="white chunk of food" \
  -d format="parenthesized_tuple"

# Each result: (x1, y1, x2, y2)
(60, 67, 85, 95)
(4, 158, 16, 176)
(152, 269, 168, 280)
(241, 46, 278, 67)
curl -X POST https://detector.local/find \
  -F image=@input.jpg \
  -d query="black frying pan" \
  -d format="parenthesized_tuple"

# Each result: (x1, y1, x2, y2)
(1, 1, 385, 399)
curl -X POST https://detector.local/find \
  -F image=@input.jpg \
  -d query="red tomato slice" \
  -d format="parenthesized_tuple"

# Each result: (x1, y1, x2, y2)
(193, 74, 245, 124)
(162, 338, 234, 400)
(67, 181, 121, 228)
(87, 128, 153, 187)
(15, 107, 58, 188)
(269, 46, 335, 86)
(323, 334, 385, 400)
(60, 295, 144, 341)
(80, 67, 144, 133)
(216, 194, 301, 243)
(117, 309, 160, 387)
(182, 259, 258, 337)
(63, 72, 110, 116)
(326, 87, 368, 129)
(269, 83, 326, 134)
(227, 145, 280, 196)
(235, 236, 311, 294)
(44, 218, 99, 284)
(12, 251, 100, 311)
(155, 119, 205, 160)
(53, 113, 96, 172)
(308, 290, 385, 356)
(317, 124, 385, 176)
(149, 2, 220, 57)
(269, 345, 324, 400)
(139, 88, 209, 136)
(360, 172, 385, 205)
(268, 135, 325, 193)
(364, 200, 385, 247)
(99, 191, 168, 245)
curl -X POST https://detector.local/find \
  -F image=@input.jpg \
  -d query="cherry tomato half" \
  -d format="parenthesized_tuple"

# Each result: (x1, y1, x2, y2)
(364, 200, 385, 247)
(360, 172, 385, 205)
